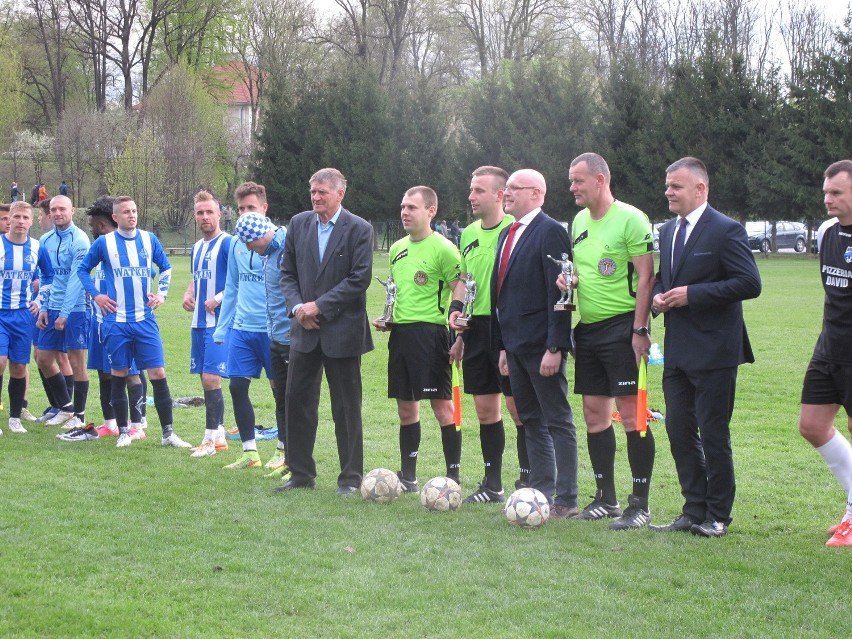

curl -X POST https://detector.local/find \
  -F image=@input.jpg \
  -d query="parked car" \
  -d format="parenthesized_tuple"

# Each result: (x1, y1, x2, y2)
(745, 221, 808, 253)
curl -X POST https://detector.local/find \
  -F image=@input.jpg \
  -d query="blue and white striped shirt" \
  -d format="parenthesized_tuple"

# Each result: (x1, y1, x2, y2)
(0, 235, 53, 311)
(190, 232, 231, 329)
(78, 229, 172, 324)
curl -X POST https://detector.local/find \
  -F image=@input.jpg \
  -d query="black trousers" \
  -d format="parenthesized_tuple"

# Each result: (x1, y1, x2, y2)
(270, 341, 289, 447)
(662, 366, 738, 524)
(285, 345, 364, 489)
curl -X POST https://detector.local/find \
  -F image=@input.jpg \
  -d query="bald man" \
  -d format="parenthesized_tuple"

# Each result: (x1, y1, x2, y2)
(35, 195, 91, 429)
(492, 169, 578, 519)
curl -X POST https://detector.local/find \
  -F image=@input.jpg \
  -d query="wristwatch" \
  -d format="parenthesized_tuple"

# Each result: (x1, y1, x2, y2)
(632, 326, 650, 337)
(547, 346, 561, 354)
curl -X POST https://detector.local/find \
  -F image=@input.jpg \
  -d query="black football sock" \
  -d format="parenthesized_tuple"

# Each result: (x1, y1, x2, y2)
(46, 372, 72, 409)
(0, 374, 4, 404)
(480, 420, 505, 490)
(110, 376, 129, 433)
(39, 368, 56, 408)
(64, 374, 74, 399)
(128, 379, 144, 424)
(204, 388, 224, 431)
(441, 424, 462, 482)
(151, 377, 174, 437)
(138, 372, 148, 418)
(626, 428, 655, 502)
(99, 376, 115, 420)
(73, 380, 89, 421)
(229, 377, 255, 443)
(9, 376, 26, 419)
(587, 425, 618, 504)
(516, 424, 530, 485)
(399, 421, 421, 480)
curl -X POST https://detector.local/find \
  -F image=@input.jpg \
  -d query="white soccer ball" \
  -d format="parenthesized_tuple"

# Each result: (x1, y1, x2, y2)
(503, 487, 550, 528)
(420, 476, 462, 512)
(360, 468, 402, 503)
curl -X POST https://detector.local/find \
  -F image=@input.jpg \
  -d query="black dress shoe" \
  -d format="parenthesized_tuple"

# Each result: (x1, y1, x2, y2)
(650, 514, 698, 532)
(690, 520, 728, 537)
(273, 478, 316, 492)
(337, 485, 358, 496)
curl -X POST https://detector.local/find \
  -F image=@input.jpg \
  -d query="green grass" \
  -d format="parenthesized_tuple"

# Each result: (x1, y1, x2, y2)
(1, 251, 848, 638)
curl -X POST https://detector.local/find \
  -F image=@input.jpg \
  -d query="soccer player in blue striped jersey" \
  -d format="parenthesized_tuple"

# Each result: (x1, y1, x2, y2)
(35, 195, 90, 429)
(0, 202, 54, 435)
(0, 204, 10, 411)
(182, 191, 231, 457)
(212, 182, 273, 470)
(77, 196, 148, 443)
(78, 196, 191, 449)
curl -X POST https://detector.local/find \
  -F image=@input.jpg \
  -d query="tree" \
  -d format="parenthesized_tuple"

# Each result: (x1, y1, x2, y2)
(461, 56, 600, 216)
(136, 64, 229, 232)
(0, 30, 26, 156)
(108, 128, 168, 229)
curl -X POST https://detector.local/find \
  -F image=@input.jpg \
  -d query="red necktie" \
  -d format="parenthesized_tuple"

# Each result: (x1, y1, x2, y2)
(496, 222, 522, 297)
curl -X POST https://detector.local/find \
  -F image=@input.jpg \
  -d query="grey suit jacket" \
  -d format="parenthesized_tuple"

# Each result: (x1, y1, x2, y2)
(280, 208, 375, 358)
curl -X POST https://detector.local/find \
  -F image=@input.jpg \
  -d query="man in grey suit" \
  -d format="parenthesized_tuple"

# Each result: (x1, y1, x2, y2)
(278, 168, 374, 495)
(650, 157, 761, 537)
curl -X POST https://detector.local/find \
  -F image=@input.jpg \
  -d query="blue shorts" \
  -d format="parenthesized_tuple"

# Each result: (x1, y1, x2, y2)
(38, 310, 90, 352)
(191, 327, 229, 377)
(0, 309, 36, 364)
(227, 329, 272, 379)
(101, 317, 165, 371)
(88, 322, 139, 374)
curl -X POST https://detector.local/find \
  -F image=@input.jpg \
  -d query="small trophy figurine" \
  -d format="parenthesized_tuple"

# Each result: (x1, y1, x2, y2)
(547, 253, 576, 311)
(455, 274, 477, 328)
(374, 275, 396, 330)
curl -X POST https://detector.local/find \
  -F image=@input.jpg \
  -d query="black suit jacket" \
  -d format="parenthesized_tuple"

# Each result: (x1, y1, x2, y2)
(280, 208, 375, 358)
(653, 205, 761, 371)
(491, 211, 572, 354)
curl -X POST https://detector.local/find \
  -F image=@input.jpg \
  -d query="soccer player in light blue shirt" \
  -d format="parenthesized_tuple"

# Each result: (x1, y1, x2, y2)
(0, 202, 53, 435)
(35, 195, 89, 429)
(78, 196, 191, 449)
(236, 211, 291, 477)
(212, 182, 274, 470)
(182, 191, 231, 456)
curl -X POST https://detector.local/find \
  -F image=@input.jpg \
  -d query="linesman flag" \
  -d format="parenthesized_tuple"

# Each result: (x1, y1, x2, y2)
(452, 361, 462, 431)
(636, 355, 648, 437)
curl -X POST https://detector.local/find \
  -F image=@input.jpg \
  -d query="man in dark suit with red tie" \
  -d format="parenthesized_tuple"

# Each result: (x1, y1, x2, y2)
(650, 157, 761, 537)
(491, 169, 578, 519)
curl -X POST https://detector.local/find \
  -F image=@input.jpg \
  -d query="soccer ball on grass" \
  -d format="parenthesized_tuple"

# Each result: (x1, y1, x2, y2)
(503, 487, 550, 528)
(420, 476, 462, 512)
(360, 468, 402, 503)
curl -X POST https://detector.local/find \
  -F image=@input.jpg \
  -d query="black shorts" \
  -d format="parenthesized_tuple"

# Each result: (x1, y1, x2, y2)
(801, 357, 852, 414)
(460, 316, 512, 397)
(573, 312, 638, 397)
(388, 323, 452, 401)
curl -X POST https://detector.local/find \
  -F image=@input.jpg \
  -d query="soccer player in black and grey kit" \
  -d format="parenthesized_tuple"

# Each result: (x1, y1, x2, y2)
(799, 160, 852, 547)
(449, 166, 529, 503)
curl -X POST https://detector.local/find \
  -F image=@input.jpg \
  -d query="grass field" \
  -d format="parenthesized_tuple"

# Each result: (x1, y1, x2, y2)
(1, 251, 847, 638)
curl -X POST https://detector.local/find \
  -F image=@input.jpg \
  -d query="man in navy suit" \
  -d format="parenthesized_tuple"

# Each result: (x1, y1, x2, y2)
(491, 169, 578, 518)
(650, 157, 761, 537)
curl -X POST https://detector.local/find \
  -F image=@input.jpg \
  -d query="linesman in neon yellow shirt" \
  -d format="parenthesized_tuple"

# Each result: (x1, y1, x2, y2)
(565, 152, 655, 530)
(376, 186, 461, 492)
